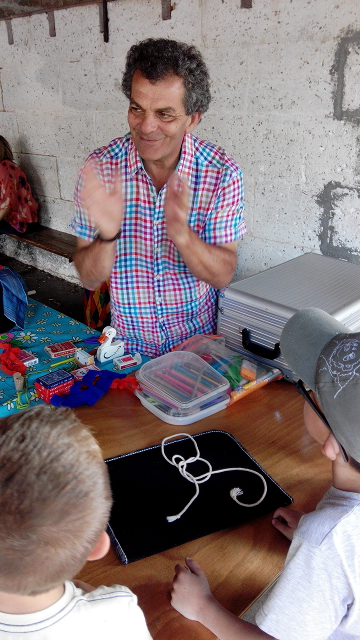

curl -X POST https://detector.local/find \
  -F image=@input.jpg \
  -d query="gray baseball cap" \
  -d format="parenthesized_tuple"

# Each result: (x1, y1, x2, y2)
(280, 307, 360, 462)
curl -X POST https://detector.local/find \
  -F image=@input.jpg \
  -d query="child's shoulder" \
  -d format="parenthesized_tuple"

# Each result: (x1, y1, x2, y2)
(67, 582, 151, 638)
(295, 486, 360, 548)
(71, 582, 135, 602)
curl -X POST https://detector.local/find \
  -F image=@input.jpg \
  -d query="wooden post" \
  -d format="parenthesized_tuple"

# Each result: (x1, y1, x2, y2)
(161, 0, 172, 20)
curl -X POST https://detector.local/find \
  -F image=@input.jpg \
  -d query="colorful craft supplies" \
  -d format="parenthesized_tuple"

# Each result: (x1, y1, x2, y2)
(135, 351, 230, 425)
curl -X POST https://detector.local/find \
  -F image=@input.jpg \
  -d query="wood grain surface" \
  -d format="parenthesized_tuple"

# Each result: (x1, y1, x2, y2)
(74, 379, 331, 640)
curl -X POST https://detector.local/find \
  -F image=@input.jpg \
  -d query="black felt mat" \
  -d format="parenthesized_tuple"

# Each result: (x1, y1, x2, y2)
(105, 430, 293, 564)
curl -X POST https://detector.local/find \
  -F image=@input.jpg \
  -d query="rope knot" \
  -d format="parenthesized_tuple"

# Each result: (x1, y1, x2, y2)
(161, 433, 268, 522)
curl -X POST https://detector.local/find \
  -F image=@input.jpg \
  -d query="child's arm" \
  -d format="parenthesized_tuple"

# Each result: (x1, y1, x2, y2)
(272, 507, 305, 541)
(171, 557, 275, 640)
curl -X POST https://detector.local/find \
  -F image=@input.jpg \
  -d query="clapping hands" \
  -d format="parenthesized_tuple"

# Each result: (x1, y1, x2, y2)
(80, 161, 123, 240)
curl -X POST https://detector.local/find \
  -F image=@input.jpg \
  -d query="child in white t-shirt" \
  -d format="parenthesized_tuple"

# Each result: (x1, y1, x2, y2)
(0, 405, 152, 640)
(171, 308, 360, 640)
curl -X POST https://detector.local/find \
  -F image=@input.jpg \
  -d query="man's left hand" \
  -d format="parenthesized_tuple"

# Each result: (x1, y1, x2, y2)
(163, 170, 238, 289)
(164, 172, 191, 246)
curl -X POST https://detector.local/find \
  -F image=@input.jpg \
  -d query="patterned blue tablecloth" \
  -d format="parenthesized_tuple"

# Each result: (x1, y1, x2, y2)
(0, 299, 146, 417)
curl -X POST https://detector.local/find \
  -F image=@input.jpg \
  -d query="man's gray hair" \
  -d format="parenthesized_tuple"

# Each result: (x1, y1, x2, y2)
(122, 38, 211, 115)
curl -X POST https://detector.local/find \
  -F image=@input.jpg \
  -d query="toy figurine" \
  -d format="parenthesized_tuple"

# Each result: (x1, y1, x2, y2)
(96, 326, 125, 363)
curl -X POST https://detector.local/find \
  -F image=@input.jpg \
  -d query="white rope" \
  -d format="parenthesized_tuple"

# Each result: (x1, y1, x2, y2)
(161, 433, 268, 523)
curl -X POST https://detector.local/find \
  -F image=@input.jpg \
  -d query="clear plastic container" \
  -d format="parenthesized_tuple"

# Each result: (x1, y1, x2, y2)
(136, 351, 230, 412)
(174, 334, 282, 403)
(136, 387, 230, 416)
(135, 388, 230, 425)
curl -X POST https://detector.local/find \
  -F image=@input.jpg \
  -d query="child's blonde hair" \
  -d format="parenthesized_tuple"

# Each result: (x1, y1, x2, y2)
(0, 405, 112, 595)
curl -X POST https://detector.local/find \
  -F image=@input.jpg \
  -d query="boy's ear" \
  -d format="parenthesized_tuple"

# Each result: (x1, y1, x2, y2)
(321, 433, 340, 461)
(87, 531, 110, 561)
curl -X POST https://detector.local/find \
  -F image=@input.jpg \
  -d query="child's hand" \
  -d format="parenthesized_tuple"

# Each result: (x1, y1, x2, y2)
(272, 507, 305, 540)
(171, 557, 213, 621)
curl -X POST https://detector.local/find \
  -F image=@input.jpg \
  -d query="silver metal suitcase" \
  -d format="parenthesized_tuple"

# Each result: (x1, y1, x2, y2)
(217, 253, 360, 382)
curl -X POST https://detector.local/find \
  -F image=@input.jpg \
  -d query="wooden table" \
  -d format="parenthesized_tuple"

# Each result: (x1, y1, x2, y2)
(75, 379, 332, 640)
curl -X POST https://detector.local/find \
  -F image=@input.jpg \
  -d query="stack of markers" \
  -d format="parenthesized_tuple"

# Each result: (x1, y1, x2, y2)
(135, 351, 230, 425)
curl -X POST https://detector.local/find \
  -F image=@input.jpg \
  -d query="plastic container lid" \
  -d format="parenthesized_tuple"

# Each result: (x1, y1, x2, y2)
(136, 351, 230, 411)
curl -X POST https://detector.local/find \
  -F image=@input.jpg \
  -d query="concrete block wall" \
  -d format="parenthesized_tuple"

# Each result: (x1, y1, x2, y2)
(0, 0, 360, 282)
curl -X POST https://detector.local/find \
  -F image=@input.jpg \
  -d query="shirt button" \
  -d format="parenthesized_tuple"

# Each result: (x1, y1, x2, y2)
(156, 297, 162, 304)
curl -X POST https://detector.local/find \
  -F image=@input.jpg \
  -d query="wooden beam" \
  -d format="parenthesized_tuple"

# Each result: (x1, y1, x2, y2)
(47, 11, 56, 37)
(8, 226, 77, 261)
(0, 1, 116, 21)
(161, 0, 172, 20)
(5, 19, 13, 45)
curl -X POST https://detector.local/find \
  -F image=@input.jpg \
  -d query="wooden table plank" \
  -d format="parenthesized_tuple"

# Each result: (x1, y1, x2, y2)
(75, 380, 331, 639)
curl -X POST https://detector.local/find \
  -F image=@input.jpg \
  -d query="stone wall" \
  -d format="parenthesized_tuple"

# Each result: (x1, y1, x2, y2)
(1, 0, 360, 281)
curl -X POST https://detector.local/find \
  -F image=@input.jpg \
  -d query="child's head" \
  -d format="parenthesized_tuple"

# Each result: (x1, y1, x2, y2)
(281, 308, 360, 468)
(0, 405, 112, 596)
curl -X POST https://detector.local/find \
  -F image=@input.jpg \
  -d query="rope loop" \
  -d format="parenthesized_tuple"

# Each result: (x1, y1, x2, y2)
(162, 433, 268, 522)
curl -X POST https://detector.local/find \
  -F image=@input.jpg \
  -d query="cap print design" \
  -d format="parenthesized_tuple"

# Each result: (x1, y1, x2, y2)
(318, 336, 360, 398)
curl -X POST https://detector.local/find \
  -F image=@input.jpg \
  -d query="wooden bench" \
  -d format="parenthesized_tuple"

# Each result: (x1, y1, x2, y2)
(8, 225, 77, 261)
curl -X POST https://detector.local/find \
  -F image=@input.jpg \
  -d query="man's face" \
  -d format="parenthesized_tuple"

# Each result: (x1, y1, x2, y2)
(128, 70, 200, 172)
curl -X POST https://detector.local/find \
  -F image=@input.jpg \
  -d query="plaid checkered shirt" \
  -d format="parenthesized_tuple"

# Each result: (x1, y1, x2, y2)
(71, 133, 246, 357)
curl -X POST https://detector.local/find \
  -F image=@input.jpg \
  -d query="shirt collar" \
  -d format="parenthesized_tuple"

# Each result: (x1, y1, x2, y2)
(176, 133, 195, 184)
(127, 133, 196, 182)
(128, 136, 144, 176)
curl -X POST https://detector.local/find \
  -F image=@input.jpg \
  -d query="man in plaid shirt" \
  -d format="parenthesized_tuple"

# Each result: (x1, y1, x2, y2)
(72, 38, 246, 357)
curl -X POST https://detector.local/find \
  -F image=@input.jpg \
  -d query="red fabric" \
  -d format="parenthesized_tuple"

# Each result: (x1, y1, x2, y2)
(110, 376, 138, 391)
(0, 160, 38, 232)
(0, 343, 26, 376)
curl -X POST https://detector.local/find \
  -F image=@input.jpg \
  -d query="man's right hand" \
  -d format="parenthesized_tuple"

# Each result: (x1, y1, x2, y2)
(80, 161, 123, 239)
